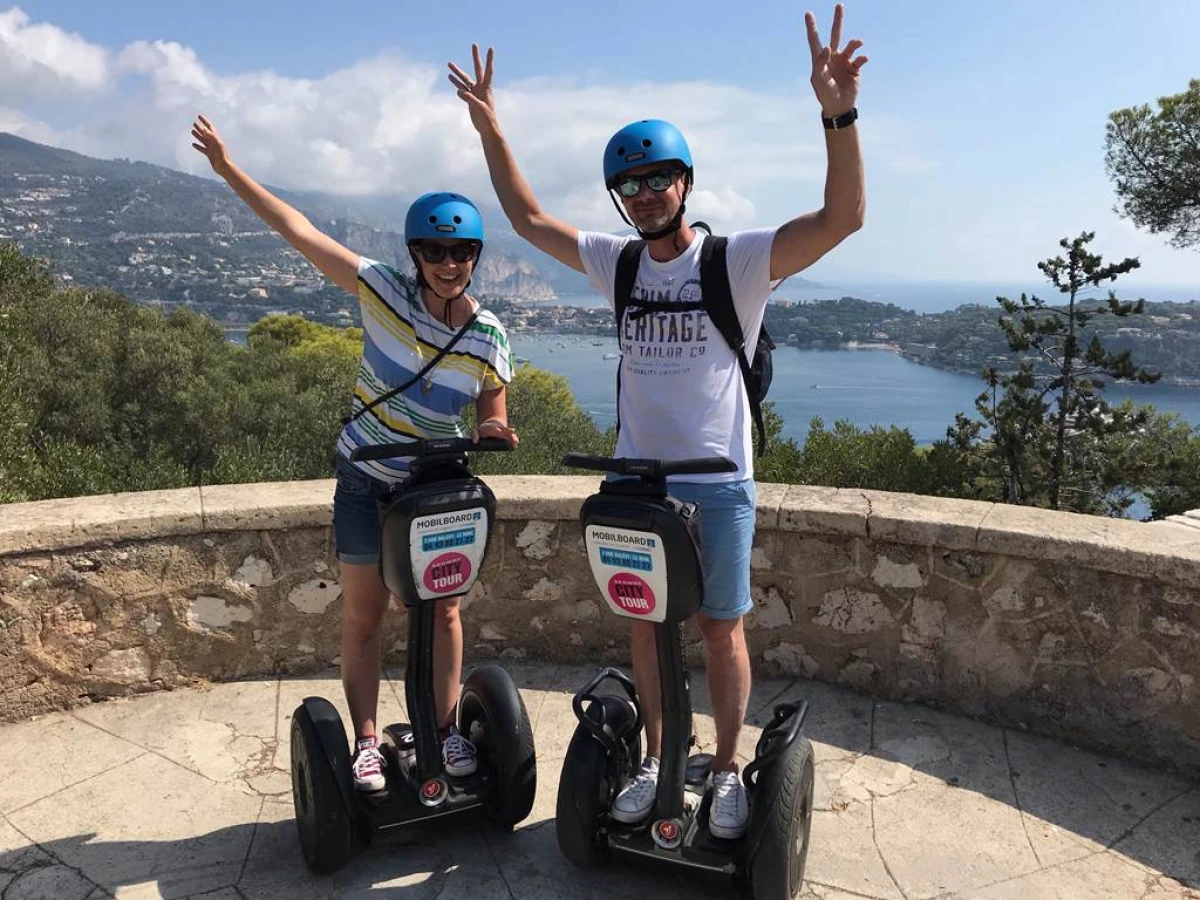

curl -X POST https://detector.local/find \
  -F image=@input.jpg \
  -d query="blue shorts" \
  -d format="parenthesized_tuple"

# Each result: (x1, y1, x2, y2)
(332, 457, 394, 565)
(669, 479, 757, 620)
(606, 476, 757, 620)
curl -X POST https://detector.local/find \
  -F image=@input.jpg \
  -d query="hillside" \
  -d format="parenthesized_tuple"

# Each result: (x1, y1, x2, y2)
(0, 132, 558, 327)
(762, 294, 1200, 385)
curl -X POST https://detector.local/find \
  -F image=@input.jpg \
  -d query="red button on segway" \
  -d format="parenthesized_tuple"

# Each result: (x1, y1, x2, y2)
(652, 818, 683, 849)
(419, 778, 447, 806)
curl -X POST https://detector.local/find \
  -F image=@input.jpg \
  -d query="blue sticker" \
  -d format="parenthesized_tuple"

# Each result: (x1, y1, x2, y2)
(422, 527, 477, 552)
(599, 547, 653, 572)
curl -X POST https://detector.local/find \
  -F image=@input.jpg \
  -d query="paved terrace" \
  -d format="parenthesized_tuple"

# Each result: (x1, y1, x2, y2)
(1, 663, 1197, 900)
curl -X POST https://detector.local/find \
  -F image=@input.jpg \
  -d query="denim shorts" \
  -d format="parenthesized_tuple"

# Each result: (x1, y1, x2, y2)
(606, 476, 757, 620)
(669, 479, 757, 620)
(332, 457, 396, 565)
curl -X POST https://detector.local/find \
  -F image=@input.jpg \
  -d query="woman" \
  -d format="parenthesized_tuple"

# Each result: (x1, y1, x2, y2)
(191, 115, 519, 791)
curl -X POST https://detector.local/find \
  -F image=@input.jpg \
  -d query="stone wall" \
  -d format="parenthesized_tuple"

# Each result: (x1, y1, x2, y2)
(1, 478, 1198, 777)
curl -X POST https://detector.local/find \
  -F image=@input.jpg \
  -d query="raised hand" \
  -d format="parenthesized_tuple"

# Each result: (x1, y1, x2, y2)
(191, 115, 231, 176)
(806, 4, 868, 118)
(448, 44, 499, 135)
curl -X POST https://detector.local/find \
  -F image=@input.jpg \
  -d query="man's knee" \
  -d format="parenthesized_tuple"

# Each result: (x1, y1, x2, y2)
(629, 619, 657, 646)
(697, 613, 745, 654)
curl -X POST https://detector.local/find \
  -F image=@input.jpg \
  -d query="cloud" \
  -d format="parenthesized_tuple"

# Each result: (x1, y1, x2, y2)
(0, 9, 940, 252)
(118, 40, 214, 97)
(0, 7, 110, 99)
(3, 13, 879, 233)
(688, 188, 757, 228)
(0, 104, 56, 143)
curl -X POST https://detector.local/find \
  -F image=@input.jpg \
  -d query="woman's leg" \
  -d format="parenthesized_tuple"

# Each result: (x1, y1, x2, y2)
(339, 562, 391, 740)
(432, 596, 464, 729)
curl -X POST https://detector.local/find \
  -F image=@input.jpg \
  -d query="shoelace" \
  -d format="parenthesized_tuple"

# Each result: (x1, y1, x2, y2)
(443, 733, 474, 764)
(622, 768, 658, 804)
(713, 774, 744, 819)
(354, 746, 384, 777)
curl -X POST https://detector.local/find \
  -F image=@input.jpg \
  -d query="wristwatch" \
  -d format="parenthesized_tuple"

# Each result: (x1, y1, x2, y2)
(822, 107, 858, 130)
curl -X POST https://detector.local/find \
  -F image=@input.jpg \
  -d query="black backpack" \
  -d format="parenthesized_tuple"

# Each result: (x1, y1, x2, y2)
(613, 225, 775, 456)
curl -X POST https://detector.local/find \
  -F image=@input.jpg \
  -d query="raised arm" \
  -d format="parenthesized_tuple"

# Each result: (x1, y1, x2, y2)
(770, 4, 867, 282)
(190, 116, 360, 295)
(449, 46, 584, 274)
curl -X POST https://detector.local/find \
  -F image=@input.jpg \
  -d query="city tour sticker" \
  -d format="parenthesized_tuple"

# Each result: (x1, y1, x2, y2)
(607, 573, 656, 615)
(424, 552, 472, 594)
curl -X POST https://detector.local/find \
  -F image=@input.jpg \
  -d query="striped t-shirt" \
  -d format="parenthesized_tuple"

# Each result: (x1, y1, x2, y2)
(335, 256, 513, 483)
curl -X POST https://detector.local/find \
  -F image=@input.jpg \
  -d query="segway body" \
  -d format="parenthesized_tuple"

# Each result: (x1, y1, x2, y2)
(290, 438, 535, 873)
(554, 453, 815, 898)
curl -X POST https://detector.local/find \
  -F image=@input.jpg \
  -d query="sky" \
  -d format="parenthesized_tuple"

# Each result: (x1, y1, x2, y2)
(2, 0, 1200, 289)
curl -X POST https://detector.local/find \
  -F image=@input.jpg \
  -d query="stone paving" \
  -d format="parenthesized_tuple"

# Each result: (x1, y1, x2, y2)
(0, 664, 1197, 900)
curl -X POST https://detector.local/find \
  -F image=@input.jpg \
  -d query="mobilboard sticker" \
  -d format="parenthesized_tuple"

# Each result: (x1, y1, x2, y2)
(410, 508, 488, 600)
(585, 525, 669, 623)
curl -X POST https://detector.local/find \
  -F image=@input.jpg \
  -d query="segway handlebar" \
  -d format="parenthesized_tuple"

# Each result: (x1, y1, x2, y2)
(562, 452, 737, 478)
(349, 437, 513, 462)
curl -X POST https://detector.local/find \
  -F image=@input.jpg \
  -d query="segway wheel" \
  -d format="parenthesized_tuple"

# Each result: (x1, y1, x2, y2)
(290, 702, 355, 874)
(555, 694, 642, 869)
(746, 736, 815, 900)
(459, 664, 537, 829)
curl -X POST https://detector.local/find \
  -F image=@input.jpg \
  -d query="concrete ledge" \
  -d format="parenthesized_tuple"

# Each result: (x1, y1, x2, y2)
(7, 479, 1200, 583)
(0, 487, 204, 555)
(2, 478, 1199, 778)
(199, 479, 337, 533)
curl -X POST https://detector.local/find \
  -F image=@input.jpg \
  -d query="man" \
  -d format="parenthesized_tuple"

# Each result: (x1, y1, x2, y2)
(450, 4, 866, 838)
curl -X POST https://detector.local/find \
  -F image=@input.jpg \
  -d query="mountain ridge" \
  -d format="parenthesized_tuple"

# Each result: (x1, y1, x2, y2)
(0, 131, 562, 325)
(0, 132, 827, 324)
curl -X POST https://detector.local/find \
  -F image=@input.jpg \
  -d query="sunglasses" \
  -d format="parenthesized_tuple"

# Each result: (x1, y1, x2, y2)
(613, 167, 682, 199)
(414, 242, 479, 264)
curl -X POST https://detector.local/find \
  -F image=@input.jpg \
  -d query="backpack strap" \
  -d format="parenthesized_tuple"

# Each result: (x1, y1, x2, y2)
(614, 240, 646, 330)
(699, 236, 768, 457)
(612, 240, 647, 443)
(611, 234, 768, 457)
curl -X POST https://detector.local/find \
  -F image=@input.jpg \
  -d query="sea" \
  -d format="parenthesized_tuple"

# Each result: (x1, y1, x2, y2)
(226, 280, 1200, 448)
(509, 332, 1200, 445)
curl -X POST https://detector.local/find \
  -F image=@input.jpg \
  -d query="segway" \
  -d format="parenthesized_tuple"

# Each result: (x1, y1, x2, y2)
(555, 452, 815, 899)
(290, 437, 537, 874)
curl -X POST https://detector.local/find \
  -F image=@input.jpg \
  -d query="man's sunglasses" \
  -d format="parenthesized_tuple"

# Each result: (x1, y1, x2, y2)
(613, 168, 682, 198)
(414, 242, 480, 264)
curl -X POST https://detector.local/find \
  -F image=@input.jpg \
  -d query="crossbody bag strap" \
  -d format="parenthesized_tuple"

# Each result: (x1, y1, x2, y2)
(346, 308, 481, 425)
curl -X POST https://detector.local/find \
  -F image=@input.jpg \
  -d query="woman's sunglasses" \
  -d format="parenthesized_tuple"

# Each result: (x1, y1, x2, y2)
(414, 241, 480, 264)
(613, 167, 682, 199)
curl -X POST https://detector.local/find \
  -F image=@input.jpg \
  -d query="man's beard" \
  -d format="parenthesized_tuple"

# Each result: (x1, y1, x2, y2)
(635, 208, 673, 231)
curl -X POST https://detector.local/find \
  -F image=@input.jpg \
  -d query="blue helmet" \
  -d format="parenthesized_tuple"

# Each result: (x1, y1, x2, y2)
(404, 192, 485, 243)
(603, 119, 694, 188)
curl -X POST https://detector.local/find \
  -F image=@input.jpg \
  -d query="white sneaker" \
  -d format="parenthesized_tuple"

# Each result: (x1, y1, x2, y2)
(612, 757, 659, 824)
(352, 736, 387, 792)
(441, 726, 478, 777)
(709, 770, 749, 839)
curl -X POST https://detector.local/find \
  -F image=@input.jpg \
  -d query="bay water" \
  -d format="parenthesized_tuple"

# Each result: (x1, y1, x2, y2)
(510, 332, 1200, 445)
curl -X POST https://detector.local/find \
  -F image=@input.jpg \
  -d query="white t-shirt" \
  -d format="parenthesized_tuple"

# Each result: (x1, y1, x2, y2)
(577, 227, 778, 482)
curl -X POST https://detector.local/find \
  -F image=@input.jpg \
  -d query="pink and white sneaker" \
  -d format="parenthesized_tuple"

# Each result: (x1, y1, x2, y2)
(352, 736, 387, 792)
